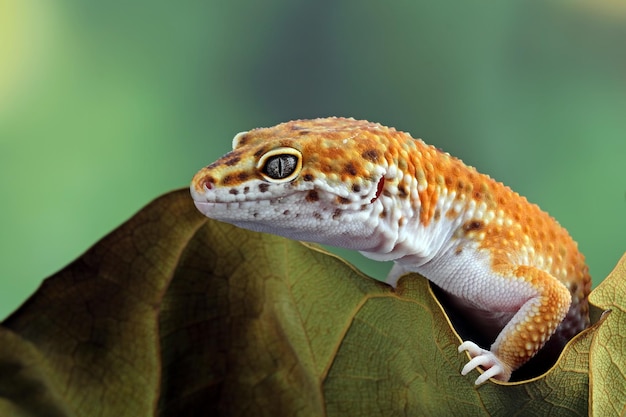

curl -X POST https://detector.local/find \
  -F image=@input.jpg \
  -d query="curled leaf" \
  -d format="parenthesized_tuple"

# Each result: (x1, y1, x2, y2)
(588, 253, 626, 416)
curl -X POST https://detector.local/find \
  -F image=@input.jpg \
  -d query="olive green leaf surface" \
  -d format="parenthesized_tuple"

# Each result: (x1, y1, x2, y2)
(0, 189, 622, 416)
(587, 253, 626, 416)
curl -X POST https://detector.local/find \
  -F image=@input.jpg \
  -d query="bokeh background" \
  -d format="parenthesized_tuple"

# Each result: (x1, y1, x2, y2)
(1, 0, 625, 319)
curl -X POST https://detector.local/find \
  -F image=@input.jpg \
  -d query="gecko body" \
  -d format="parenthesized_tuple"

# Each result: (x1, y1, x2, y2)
(190, 117, 590, 384)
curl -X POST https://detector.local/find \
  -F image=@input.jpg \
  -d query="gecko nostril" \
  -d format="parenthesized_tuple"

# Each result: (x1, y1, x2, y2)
(203, 178, 215, 190)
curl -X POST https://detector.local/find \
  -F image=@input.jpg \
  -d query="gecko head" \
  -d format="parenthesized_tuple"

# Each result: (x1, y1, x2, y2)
(190, 117, 411, 250)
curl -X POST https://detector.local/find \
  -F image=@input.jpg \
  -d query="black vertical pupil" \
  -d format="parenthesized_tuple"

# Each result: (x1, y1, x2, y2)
(264, 154, 298, 179)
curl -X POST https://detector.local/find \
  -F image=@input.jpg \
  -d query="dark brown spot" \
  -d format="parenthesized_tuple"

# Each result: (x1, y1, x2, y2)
(455, 246, 463, 255)
(238, 172, 250, 182)
(434, 209, 441, 221)
(303, 174, 314, 182)
(254, 148, 266, 158)
(253, 212, 259, 218)
(222, 175, 234, 185)
(398, 184, 408, 198)
(229, 189, 239, 195)
(336, 196, 350, 205)
(306, 190, 319, 202)
(259, 183, 270, 193)
(380, 209, 387, 218)
(463, 220, 484, 232)
(332, 209, 342, 220)
(225, 156, 241, 166)
(283, 210, 290, 215)
(352, 184, 361, 193)
(362, 149, 380, 162)
(236, 135, 249, 146)
(344, 162, 358, 176)
(313, 212, 322, 220)
(244, 186, 250, 194)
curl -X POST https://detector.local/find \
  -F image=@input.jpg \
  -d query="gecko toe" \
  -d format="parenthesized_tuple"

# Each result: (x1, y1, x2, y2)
(458, 341, 484, 356)
(459, 341, 509, 384)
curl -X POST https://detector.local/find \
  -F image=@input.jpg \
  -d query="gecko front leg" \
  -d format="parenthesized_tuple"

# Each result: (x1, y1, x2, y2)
(456, 266, 572, 385)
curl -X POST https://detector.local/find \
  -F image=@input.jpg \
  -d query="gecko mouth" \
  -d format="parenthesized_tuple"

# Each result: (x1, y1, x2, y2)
(191, 184, 301, 205)
(192, 199, 279, 218)
(190, 183, 307, 215)
(190, 175, 386, 217)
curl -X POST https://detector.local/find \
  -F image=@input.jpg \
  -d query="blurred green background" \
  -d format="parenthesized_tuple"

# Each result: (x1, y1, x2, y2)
(1, 1, 625, 319)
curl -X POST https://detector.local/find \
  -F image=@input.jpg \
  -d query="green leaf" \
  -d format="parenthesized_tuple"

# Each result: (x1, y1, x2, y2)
(588, 253, 626, 416)
(0, 189, 621, 416)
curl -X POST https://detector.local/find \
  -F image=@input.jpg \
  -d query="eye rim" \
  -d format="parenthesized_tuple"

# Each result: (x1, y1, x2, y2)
(257, 147, 302, 183)
(231, 130, 249, 150)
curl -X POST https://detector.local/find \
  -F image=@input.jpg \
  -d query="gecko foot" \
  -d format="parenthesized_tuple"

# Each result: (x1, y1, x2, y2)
(458, 341, 510, 385)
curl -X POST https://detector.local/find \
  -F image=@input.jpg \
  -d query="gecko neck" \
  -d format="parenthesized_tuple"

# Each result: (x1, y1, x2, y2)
(355, 190, 462, 267)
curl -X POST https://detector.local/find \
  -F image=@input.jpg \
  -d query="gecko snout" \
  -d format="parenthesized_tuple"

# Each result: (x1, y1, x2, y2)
(191, 171, 216, 195)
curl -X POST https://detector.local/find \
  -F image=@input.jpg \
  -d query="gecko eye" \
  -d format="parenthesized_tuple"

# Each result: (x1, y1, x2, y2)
(264, 155, 297, 178)
(257, 147, 302, 183)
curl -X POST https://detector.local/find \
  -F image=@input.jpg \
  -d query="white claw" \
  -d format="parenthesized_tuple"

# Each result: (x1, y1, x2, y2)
(458, 341, 507, 385)
(458, 341, 484, 357)
(474, 364, 504, 385)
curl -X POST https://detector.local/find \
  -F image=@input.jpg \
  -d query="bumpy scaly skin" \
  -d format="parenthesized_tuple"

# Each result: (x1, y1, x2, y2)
(190, 117, 591, 385)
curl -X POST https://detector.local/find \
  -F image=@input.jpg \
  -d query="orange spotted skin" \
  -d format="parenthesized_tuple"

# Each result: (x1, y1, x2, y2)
(191, 117, 591, 384)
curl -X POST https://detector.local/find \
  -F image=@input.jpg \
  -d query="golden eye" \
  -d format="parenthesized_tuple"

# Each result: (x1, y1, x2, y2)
(257, 147, 302, 182)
